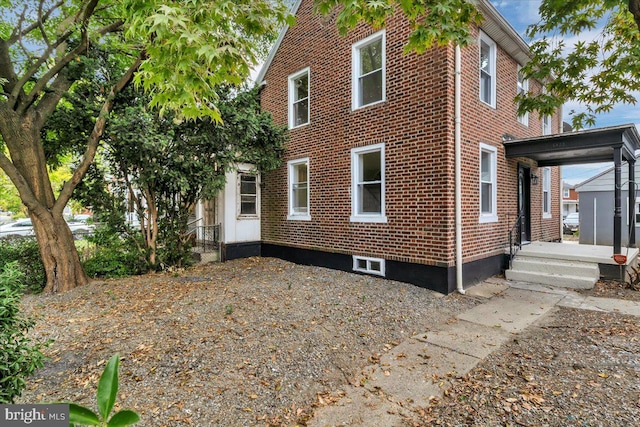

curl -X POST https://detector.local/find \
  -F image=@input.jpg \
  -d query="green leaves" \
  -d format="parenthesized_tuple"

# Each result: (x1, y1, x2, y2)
(68, 354, 140, 426)
(315, 0, 482, 52)
(97, 355, 120, 420)
(519, 0, 640, 129)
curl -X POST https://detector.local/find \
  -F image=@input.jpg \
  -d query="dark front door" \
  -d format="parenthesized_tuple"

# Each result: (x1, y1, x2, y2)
(518, 165, 532, 243)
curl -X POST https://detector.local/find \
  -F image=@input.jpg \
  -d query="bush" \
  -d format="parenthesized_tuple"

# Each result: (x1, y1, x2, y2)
(0, 237, 45, 293)
(0, 262, 47, 403)
(82, 225, 146, 279)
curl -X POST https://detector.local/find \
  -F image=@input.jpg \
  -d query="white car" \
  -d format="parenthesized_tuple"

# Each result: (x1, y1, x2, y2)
(0, 219, 35, 237)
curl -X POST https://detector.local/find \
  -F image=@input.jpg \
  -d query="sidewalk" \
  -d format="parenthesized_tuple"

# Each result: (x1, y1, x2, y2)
(307, 277, 640, 427)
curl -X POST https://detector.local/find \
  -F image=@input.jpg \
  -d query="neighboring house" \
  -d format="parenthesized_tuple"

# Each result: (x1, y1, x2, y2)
(254, 0, 561, 294)
(562, 182, 579, 218)
(193, 163, 262, 260)
(575, 163, 639, 247)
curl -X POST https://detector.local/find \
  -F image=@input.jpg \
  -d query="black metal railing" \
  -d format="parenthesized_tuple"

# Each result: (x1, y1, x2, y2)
(189, 224, 221, 253)
(508, 213, 524, 269)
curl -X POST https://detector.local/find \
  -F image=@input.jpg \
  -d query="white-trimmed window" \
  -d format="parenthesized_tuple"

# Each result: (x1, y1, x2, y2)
(352, 30, 386, 109)
(626, 199, 640, 226)
(563, 188, 570, 198)
(479, 32, 496, 108)
(351, 143, 386, 223)
(479, 143, 498, 223)
(353, 255, 385, 276)
(517, 66, 529, 126)
(542, 167, 551, 218)
(288, 68, 310, 128)
(288, 158, 310, 220)
(238, 173, 258, 217)
(542, 115, 552, 135)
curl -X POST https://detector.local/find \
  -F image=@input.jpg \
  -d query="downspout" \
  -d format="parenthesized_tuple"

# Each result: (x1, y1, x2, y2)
(455, 45, 465, 294)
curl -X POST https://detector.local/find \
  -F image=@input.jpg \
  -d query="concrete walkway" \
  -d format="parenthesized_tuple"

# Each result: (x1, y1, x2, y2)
(308, 278, 640, 427)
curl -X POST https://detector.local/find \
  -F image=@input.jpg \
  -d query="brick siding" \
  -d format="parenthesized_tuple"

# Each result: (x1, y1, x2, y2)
(260, 0, 561, 270)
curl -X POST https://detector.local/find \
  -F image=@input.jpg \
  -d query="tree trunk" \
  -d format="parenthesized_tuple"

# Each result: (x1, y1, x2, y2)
(31, 212, 89, 293)
(0, 112, 88, 292)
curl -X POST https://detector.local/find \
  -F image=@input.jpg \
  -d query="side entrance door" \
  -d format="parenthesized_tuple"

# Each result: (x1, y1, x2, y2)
(518, 164, 532, 243)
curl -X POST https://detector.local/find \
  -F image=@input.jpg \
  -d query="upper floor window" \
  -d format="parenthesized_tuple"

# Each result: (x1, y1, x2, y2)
(479, 143, 498, 223)
(563, 188, 570, 198)
(352, 31, 386, 109)
(479, 32, 496, 108)
(543, 167, 551, 218)
(542, 115, 552, 135)
(288, 158, 310, 220)
(288, 68, 310, 129)
(238, 173, 258, 217)
(517, 66, 529, 126)
(351, 143, 386, 223)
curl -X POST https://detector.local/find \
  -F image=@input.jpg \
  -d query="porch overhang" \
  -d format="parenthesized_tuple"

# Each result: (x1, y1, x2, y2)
(503, 124, 640, 167)
(503, 124, 640, 257)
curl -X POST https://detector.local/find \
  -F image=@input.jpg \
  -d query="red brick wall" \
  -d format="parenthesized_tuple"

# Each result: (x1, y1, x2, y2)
(260, 0, 561, 268)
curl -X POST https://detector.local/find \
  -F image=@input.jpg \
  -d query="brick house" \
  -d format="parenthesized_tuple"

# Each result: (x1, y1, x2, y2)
(250, 0, 561, 294)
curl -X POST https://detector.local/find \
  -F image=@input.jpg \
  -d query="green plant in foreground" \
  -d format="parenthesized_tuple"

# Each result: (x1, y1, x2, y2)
(0, 262, 46, 403)
(69, 354, 139, 427)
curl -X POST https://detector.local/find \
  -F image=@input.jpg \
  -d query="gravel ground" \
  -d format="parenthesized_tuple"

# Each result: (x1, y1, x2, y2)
(410, 280, 640, 427)
(18, 257, 477, 426)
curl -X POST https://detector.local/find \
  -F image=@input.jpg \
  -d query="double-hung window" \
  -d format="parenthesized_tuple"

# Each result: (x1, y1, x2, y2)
(288, 68, 310, 128)
(479, 143, 498, 223)
(543, 167, 551, 218)
(542, 115, 552, 135)
(288, 158, 310, 220)
(238, 173, 258, 217)
(479, 32, 496, 108)
(351, 143, 386, 222)
(517, 66, 529, 126)
(352, 31, 385, 109)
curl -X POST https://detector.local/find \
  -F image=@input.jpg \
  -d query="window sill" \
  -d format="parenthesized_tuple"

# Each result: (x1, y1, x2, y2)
(237, 215, 259, 220)
(287, 214, 311, 221)
(350, 215, 388, 223)
(289, 122, 310, 130)
(352, 99, 386, 112)
(479, 214, 498, 224)
(479, 99, 496, 109)
(543, 213, 552, 219)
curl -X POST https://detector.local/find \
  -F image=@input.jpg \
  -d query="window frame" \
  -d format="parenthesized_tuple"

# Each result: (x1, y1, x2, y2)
(542, 114, 552, 135)
(287, 158, 311, 221)
(479, 143, 498, 223)
(517, 65, 529, 126)
(542, 167, 552, 218)
(352, 30, 386, 110)
(479, 31, 497, 108)
(352, 255, 385, 276)
(563, 188, 570, 198)
(350, 143, 387, 223)
(288, 67, 310, 129)
(237, 172, 259, 218)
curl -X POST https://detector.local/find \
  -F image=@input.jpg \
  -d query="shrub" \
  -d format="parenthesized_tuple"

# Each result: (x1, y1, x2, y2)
(0, 237, 46, 293)
(82, 225, 146, 279)
(0, 262, 47, 403)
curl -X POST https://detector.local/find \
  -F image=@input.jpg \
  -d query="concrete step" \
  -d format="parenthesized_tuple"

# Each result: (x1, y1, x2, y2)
(510, 257, 599, 278)
(505, 269, 596, 289)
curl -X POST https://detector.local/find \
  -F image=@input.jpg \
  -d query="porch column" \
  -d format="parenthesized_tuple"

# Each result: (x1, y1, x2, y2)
(630, 159, 636, 247)
(613, 147, 622, 254)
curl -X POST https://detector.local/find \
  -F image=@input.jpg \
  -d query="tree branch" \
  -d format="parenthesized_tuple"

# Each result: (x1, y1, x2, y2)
(0, 149, 47, 216)
(7, 1, 64, 45)
(630, 0, 640, 33)
(53, 54, 144, 214)
(0, 40, 21, 101)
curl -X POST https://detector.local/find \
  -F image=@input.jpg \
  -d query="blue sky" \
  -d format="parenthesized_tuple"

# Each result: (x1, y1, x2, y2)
(491, 0, 633, 185)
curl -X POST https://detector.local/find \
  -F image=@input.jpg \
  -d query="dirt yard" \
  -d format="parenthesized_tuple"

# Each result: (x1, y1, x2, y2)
(17, 259, 640, 426)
